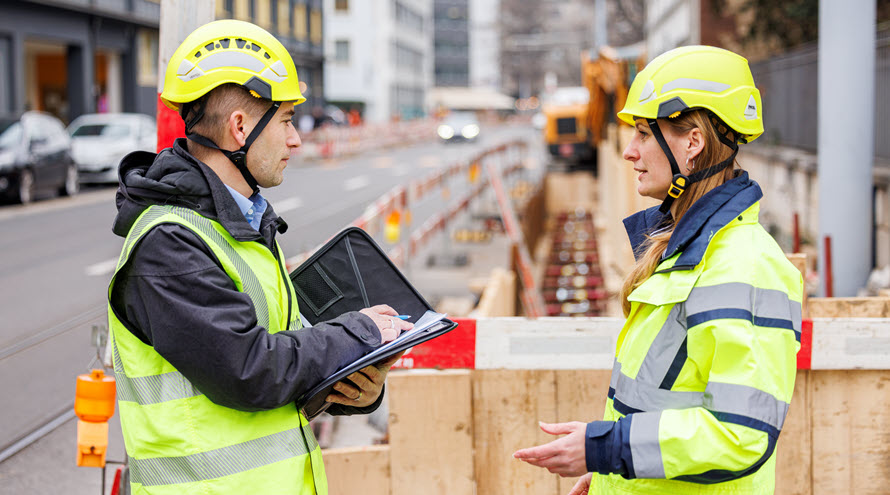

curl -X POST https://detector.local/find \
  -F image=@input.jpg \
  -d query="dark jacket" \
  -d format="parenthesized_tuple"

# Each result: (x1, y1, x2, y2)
(110, 138, 383, 415)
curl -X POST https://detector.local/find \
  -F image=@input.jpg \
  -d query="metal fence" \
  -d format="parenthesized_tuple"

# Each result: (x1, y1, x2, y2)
(750, 26, 890, 162)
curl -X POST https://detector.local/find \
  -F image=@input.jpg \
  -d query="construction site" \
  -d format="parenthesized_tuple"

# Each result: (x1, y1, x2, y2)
(2, 1, 890, 495)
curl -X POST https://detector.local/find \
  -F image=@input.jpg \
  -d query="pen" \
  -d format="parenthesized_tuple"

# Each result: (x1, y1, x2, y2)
(396, 315, 411, 320)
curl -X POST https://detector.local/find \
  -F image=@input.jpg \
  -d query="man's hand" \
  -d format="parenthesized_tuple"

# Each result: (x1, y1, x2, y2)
(512, 421, 589, 477)
(359, 304, 413, 343)
(324, 351, 406, 407)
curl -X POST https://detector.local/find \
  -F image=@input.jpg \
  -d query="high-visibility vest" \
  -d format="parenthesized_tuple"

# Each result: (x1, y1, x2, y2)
(108, 205, 327, 495)
(591, 202, 802, 494)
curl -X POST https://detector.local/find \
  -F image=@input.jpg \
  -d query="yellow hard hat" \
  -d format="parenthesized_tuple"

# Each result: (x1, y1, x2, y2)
(618, 45, 763, 143)
(160, 19, 305, 111)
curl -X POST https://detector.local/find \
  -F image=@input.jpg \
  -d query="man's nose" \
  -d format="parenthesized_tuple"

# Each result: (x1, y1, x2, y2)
(288, 126, 302, 148)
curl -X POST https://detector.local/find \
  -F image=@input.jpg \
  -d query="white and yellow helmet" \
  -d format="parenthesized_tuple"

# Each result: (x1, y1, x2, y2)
(160, 19, 305, 111)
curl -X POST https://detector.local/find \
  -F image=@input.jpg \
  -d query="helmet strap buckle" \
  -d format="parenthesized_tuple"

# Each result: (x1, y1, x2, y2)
(667, 174, 688, 199)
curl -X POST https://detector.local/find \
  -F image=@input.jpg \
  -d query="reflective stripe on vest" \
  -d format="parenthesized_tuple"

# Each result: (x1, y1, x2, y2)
(119, 205, 271, 329)
(129, 423, 319, 487)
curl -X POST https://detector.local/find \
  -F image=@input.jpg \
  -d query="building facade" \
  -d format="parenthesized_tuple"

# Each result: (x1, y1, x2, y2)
(323, 0, 433, 123)
(215, 0, 325, 119)
(0, 0, 161, 122)
(434, 0, 469, 87)
(468, 0, 500, 90)
(0, 0, 324, 124)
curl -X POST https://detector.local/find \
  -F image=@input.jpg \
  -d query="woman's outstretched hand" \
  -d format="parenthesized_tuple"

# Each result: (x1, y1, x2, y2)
(512, 421, 589, 477)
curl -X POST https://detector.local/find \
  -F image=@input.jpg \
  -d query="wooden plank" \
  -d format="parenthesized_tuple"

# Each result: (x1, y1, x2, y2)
(555, 369, 612, 494)
(473, 369, 559, 495)
(808, 297, 890, 318)
(323, 445, 391, 495)
(786, 253, 809, 318)
(811, 318, 890, 370)
(387, 370, 474, 495)
(775, 370, 812, 495)
(474, 317, 621, 370)
(811, 370, 890, 494)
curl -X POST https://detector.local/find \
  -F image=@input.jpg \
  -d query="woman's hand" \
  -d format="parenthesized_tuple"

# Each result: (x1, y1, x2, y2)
(512, 421, 589, 477)
(567, 473, 592, 495)
(359, 304, 413, 343)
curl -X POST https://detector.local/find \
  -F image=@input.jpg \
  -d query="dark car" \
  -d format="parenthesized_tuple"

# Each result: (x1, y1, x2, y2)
(0, 111, 78, 204)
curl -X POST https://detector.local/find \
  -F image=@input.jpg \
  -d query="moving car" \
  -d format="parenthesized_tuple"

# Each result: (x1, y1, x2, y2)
(437, 111, 481, 143)
(0, 111, 79, 204)
(68, 113, 156, 184)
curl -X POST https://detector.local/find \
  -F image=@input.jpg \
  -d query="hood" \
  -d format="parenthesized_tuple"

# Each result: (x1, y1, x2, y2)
(112, 138, 268, 241)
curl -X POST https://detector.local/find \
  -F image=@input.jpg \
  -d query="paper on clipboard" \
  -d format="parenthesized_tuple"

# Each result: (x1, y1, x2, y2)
(360, 310, 447, 362)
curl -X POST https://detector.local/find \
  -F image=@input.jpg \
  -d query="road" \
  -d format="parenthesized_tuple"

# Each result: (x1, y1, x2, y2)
(0, 122, 542, 493)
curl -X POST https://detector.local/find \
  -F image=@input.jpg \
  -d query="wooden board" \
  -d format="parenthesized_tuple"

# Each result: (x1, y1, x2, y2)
(555, 369, 612, 494)
(786, 253, 809, 318)
(811, 370, 890, 494)
(387, 370, 474, 495)
(775, 370, 812, 495)
(808, 297, 890, 318)
(323, 445, 391, 495)
(473, 369, 559, 495)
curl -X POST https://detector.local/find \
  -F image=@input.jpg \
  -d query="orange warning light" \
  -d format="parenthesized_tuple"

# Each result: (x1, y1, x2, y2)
(385, 210, 401, 244)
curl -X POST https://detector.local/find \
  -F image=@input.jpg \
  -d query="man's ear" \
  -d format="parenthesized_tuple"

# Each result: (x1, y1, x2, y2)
(227, 110, 249, 148)
(687, 127, 704, 161)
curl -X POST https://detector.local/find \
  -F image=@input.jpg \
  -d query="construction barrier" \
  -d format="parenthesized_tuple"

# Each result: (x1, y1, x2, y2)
(287, 140, 536, 270)
(321, 297, 890, 495)
(295, 119, 439, 161)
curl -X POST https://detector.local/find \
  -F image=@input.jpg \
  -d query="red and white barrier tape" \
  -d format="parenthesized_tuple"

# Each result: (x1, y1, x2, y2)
(392, 318, 890, 371)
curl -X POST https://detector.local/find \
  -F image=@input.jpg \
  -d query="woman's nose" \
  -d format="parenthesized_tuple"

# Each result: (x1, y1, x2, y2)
(623, 141, 638, 162)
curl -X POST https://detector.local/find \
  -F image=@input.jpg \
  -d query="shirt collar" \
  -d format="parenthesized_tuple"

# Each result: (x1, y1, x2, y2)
(622, 171, 763, 270)
(223, 184, 268, 231)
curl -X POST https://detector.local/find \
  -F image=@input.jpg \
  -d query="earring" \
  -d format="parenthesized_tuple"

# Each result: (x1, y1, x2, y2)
(685, 156, 695, 173)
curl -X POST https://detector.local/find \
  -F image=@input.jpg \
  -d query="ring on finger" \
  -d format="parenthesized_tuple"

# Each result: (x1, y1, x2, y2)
(355, 391, 363, 401)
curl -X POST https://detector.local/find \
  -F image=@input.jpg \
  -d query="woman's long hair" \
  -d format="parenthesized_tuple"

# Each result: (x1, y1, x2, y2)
(619, 110, 740, 316)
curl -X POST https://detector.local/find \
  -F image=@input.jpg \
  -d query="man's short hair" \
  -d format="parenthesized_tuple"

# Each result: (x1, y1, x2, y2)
(187, 83, 272, 146)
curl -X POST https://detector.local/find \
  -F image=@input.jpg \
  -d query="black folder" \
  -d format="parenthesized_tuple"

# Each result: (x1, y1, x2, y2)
(289, 227, 458, 420)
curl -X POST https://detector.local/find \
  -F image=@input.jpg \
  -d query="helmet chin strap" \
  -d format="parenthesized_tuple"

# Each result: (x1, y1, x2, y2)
(184, 101, 282, 196)
(646, 117, 739, 215)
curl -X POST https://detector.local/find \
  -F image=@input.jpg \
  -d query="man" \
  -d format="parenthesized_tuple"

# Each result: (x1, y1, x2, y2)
(108, 20, 411, 494)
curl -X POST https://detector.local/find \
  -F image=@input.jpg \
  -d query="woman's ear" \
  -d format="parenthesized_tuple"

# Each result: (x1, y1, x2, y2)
(686, 127, 704, 161)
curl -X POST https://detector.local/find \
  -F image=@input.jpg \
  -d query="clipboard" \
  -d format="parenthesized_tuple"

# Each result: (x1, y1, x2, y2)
(289, 227, 458, 420)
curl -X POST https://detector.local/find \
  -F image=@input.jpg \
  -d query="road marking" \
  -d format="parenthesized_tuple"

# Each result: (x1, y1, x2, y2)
(373, 156, 394, 168)
(275, 196, 303, 213)
(344, 175, 370, 191)
(419, 155, 440, 168)
(85, 258, 118, 277)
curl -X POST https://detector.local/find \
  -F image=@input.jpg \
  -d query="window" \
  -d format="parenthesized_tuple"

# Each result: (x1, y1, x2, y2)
(216, 0, 231, 18)
(335, 0, 348, 12)
(234, 0, 249, 20)
(255, 0, 271, 28)
(277, 0, 289, 35)
(334, 40, 350, 63)
(310, 8, 322, 44)
(137, 29, 159, 87)
(293, 4, 307, 40)
(393, 0, 423, 33)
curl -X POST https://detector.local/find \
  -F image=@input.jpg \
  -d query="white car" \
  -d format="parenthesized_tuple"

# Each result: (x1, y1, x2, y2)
(68, 113, 156, 184)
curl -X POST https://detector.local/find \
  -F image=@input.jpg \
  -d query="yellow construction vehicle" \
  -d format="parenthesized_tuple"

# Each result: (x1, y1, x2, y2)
(543, 46, 643, 173)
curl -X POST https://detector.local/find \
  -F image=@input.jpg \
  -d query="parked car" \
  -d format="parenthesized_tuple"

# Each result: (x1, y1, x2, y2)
(437, 111, 481, 143)
(68, 113, 156, 184)
(0, 111, 79, 204)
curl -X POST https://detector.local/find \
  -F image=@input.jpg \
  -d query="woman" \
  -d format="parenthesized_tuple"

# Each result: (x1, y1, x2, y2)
(513, 46, 803, 495)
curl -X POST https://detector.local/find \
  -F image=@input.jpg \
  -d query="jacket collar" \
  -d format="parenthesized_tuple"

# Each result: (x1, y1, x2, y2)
(623, 171, 763, 270)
